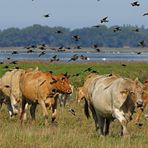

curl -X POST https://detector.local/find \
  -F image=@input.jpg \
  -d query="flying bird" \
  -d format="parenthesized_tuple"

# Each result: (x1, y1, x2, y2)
(80, 55, 89, 60)
(27, 49, 34, 53)
(68, 108, 76, 116)
(100, 16, 109, 23)
(55, 30, 63, 34)
(136, 52, 142, 55)
(38, 46, 46, 50)
(52, 55, 57, 59)
(113, 27, 121, 32)
(96, 48, 101, 52)
(84, 67, 93, 72)
(137, 40, 145, 47)
(92, 44, 98, 49)
(38, 51, 45, 57)
(131, 1, 140, 6)
(50, 55, 60, 62)
(72, 35, 80, 41)
(132, 28, 139, 32)
(143, 12, 148, 16)
(30, 45, 37, 48)
(14, 66, 20, 69)
(121, 64, 127, 67)
(68, 54, 79, 62)
(92, 25, 100, 28)
(43, 14, 50, 18)
(10, 60, 17, 64)
(71, 73, 80, 77)
(74, 46, 81, 49)
(4, 65, 9, 69)
(12, 51, 18, 54)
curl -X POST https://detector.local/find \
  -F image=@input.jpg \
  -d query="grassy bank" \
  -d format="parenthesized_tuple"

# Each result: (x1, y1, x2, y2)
(0, 62, 148, 148)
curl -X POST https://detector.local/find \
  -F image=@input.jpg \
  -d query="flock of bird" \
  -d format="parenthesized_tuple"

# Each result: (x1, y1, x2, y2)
(0, 1, 147, 66)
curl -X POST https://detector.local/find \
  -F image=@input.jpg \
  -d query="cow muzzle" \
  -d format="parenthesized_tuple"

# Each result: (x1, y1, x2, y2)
(12, 104, 19, 115)
(136, 99, 144, 107)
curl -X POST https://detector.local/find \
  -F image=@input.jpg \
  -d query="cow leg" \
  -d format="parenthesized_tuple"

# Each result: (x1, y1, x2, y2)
(58, 95, 62, 107)
(2, 97, 15, 118)
(10, 94, 19, 115)
(30, 102, 37, 120)
(51, 97, 57, 123)
(135, 106, 145, 124)
(104, 118, 111, 136)
(20, 97, 27, 124)
(6, 100, 14, 118)
(113, 109, 129, 137)
(89, 103, 99, 132)
(96, 114, 106, 136)
(38, 99, 49, 126)
(63, 95, 67, 107)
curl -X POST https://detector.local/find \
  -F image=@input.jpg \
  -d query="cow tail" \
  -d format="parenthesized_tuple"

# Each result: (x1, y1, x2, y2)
(84, 98, 90, 118)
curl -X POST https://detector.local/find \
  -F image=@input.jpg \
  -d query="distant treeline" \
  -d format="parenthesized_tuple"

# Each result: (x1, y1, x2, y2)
(0, 24, 148, 48)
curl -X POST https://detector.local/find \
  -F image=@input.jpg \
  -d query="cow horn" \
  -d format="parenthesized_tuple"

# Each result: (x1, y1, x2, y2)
(134, 77, 139, 82)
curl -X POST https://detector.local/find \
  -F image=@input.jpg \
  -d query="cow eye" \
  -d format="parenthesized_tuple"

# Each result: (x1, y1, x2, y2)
(61, 77, 65, 80)
(131, 91, 135, 95)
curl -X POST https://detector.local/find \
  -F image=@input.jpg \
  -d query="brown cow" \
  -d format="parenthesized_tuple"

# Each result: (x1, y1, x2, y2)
(19, 70, 72, 125)
(135, 79, 148, 124)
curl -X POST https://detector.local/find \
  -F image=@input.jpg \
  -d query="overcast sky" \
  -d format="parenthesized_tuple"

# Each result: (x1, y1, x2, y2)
(0, 0, 148, 30)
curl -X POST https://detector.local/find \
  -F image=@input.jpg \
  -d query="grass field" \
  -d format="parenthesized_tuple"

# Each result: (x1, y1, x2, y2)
(0, 61, 148, 148)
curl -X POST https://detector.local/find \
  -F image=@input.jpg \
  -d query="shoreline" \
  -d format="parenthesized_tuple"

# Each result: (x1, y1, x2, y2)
(0, 47, 148, 53)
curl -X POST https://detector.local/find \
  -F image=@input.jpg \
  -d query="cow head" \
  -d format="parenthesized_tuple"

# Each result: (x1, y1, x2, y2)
(76, 87, 86, 103)
(130, 78, 144, 108)
(50, 73, 72, 94)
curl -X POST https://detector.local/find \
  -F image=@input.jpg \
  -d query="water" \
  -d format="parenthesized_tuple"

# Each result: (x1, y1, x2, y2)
(0, 51, 148, 62)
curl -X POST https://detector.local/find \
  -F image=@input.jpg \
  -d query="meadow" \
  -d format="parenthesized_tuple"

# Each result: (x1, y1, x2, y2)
(0, 61, 148, 148)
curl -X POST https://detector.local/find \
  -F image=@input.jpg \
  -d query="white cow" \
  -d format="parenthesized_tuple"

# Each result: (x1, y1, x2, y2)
(83, 74, 144, 137)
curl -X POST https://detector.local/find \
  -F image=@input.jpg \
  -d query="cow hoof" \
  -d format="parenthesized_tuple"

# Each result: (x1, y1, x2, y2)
(123, 134, 130, 138)
(51, 121, 58, 127)
(100, 135, 105, 138)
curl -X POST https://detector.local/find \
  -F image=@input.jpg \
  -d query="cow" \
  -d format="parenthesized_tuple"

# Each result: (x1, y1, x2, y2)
(83, 74, 144, 137)
(135, 79, 148, 124)
(22, 84, 74, 121)
(19, 70, 72, 125)
(0, 69, 25, 117)
(76, 73, 99, 103)
(58, 84, 74, 107)
(76, 86, 86, 103)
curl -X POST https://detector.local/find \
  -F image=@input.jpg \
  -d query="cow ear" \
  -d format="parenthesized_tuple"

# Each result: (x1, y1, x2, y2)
(64, 72, 70, 78)
(50, 76, 58, 84)
(50, 79, 57, 84)
(64, 72, 68, 77)
(51, 75, 57, 81)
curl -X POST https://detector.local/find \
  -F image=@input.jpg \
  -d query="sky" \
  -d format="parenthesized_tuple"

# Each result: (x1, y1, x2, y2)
(0, 0, 148, 30)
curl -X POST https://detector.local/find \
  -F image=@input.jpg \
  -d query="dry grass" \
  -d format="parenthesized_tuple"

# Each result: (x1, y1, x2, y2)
(0, 100, 147, 148)
(0, 62, 148, 148)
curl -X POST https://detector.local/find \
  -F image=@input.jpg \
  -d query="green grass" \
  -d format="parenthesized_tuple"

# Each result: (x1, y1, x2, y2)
(0, 61, 148, 148)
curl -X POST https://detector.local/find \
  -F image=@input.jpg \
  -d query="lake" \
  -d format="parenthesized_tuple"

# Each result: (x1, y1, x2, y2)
(0, 51, 148, 62)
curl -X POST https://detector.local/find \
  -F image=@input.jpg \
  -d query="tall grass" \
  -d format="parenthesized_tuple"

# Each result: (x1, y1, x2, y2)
(0, 62, 147, 148)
